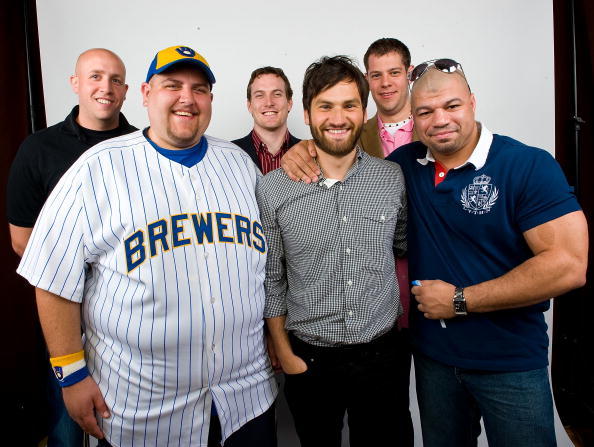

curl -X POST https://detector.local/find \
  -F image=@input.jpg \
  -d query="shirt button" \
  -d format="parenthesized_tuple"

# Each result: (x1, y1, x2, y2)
(204, 252, 209, 259)
(210, 296, 216, 304)
(211, 344, 216, 351)
(348, 310, 353, 316)
(339, 185, 343, 191)
(347, 280, 353, 286)
(342, 216, 348, 222)
(380, 215, 386, 221)
(438, 172, 445, 178)
(346, 248, 351, 254)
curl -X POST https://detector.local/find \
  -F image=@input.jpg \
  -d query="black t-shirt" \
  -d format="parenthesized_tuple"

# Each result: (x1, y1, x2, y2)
(6, 106, 136, 227)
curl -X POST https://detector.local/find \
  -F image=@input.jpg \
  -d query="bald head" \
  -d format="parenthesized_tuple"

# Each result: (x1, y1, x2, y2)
(75, 48, 126, 78)
(411, 68, 470, 108)
(70, 48, 128, 131)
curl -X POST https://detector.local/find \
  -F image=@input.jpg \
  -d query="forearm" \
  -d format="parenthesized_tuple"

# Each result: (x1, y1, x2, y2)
(265, 316, 294, 360)
(466, 248, 586, 313)
(36, 287, 83, 356)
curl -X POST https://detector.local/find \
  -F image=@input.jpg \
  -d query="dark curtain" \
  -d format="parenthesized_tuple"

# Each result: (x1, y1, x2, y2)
(0, 1, 49, 444)
(552, 0, 594, 445)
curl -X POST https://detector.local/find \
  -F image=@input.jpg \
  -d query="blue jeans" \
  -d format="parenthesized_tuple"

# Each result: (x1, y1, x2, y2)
(414, 351, 556, 447)
(47, 365, 84, 447)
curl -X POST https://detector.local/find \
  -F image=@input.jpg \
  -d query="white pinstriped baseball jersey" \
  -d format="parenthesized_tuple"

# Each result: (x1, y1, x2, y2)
(18, 130, 277, 446)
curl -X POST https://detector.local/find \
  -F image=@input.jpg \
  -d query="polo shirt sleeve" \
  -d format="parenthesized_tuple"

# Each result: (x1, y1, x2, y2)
(17, 162, 88, 303)
(6, 137, 46, 227)
(515, 149, 581, 233)
(256, 176, 288, 318)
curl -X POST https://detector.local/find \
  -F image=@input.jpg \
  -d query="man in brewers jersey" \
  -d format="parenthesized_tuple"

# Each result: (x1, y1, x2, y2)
(18, 45, 277, 447)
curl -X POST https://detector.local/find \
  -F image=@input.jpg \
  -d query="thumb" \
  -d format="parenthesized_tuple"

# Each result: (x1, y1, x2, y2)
(93, 391, 111, 419)
(307, 140, 317, 157)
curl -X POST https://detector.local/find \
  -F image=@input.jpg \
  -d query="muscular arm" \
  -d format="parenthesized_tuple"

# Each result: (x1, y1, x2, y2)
(281, 140, 320, 183)
(9, 224, 33, 257)
(36, 288, 110, 438)
(414, 211, 589, 319)
(266, 316, 307, 374)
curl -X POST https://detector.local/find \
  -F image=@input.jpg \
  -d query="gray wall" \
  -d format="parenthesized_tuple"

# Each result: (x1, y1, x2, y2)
(36, 0, 571, 445)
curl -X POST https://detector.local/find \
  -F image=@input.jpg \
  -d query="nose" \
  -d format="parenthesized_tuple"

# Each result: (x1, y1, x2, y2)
(264, 93, 275, 107)
(380, 73, 392, 87)
(99, 76, 112, 93)
(328, 107, 347, 126)
(431, 108, 449, 127)
(178, 85, 195, 105)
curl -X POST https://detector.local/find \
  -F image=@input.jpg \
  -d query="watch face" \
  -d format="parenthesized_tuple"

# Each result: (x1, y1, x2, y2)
(454, 288, 467, 315)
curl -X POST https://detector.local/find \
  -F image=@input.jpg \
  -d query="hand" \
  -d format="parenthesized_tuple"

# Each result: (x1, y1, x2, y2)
(279, 353, 308, 375)
(62, 376, 110, 439)
(411, 279, 457, 320)
(281, 140, 320, 183)
(265, 332, 282, 373)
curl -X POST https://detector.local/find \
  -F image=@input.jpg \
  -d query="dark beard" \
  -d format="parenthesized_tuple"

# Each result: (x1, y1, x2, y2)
(310, 124, 363, 157)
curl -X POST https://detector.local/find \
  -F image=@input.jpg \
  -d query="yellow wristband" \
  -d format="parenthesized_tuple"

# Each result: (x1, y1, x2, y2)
(50, 350, 85, 367)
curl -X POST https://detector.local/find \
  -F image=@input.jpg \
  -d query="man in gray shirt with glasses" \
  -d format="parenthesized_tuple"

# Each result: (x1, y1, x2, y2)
(256, 55, 411, 447)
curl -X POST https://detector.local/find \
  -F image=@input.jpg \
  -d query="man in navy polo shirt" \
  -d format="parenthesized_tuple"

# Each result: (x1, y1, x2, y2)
(387, 59, 588, 446)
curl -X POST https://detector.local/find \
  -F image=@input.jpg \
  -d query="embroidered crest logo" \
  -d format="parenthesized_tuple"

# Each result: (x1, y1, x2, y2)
(460, 174, 499, 215)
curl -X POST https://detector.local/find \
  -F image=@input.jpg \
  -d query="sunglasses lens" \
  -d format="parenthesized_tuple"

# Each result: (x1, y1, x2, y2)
(434, 59, 460, 73)
(411, 63, 428, 82)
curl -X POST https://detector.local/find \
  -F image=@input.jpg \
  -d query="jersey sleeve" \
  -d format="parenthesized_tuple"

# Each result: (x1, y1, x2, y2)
(17, 162, 88, 303)
(515, 149, 581, 233)
(256, 176, 288, 318)
(6, 138, 47, 227)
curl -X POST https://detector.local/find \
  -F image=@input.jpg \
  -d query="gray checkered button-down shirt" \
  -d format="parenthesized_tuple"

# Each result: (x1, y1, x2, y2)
(257, 150, 407, 346)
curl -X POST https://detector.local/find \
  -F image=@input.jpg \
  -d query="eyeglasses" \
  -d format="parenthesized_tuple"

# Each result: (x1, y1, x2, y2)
(409, 58, 464, 83)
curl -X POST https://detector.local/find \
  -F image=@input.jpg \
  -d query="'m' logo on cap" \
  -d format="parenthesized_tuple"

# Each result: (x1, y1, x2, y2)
(176, 47, 195, 58)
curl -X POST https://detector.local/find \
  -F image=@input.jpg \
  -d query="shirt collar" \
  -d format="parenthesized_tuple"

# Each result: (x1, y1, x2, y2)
(317, 147, 366, 188)
(416, 123, 493, 170)
(252, 129, 290, 157)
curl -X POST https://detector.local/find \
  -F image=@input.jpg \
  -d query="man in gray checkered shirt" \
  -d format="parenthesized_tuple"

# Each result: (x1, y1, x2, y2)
(256, 56, 411, 447)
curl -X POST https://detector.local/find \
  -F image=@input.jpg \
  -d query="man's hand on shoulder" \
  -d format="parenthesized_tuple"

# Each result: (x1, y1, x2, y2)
(62, 376, 110, 439)
(282, 140, 320, 183)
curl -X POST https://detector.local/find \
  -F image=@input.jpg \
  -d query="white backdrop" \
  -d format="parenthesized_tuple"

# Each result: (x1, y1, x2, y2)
(35, 0, 571, 445)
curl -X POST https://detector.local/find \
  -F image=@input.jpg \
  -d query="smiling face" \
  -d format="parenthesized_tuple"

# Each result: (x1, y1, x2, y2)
(248, 74, 292, 133)
(70, 49, 128, 131)
(411, 69, 478, 161)
(305, 80, 366, 157)
(141, 66, 213, 150)
(366, 51, 411, 121)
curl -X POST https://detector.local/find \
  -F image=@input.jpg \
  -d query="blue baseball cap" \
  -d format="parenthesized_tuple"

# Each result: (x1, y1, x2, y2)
(146, 45, 216, 85)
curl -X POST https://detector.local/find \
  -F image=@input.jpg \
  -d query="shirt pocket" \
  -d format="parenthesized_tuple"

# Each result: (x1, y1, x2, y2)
(354, 204, 400, 272)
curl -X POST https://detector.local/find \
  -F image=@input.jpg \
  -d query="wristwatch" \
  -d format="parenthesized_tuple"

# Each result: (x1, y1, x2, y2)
(453, 287, 468, 316)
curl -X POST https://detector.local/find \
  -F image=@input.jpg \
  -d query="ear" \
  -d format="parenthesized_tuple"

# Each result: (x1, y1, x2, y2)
(140, 82, 150, 107)
(287, 98, 293, 113)
(407, 65, 414, 84)
(70, 75, 79, 94)
(363, 108, 368, 124)
(470, 93, 476, 112)
(303, 109, 310, 126)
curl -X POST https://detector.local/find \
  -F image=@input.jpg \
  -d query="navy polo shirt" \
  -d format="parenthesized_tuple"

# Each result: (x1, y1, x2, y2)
(388, 126, 581, 371)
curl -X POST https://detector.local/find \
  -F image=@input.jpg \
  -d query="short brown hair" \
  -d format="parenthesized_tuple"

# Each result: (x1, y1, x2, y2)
(246, 66, 293, 100)
(302, 55, 369, 112)
(363, 38, 411, 71)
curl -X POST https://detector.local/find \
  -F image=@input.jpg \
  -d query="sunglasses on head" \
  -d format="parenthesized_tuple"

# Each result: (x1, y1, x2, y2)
(409, 58, 464, 83)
